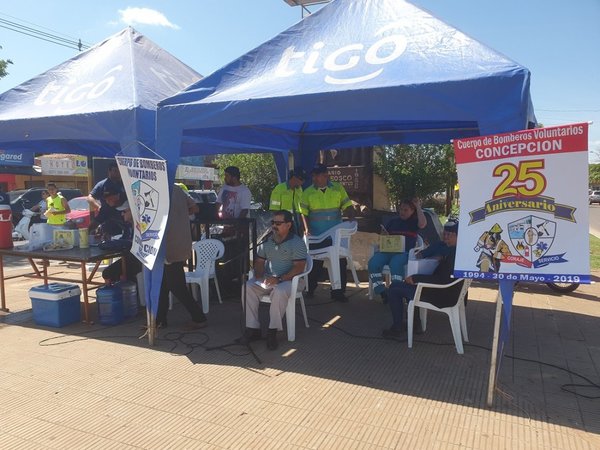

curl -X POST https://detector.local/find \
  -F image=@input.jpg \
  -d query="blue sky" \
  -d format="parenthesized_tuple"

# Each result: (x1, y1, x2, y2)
(0, 0, 598, 161)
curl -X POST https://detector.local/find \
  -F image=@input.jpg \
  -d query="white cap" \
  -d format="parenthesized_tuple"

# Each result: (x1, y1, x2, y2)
(116, 201, 129, 211)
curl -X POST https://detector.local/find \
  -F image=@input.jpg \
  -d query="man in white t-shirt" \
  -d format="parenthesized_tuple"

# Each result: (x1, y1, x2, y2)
(217, 166, 251, 218)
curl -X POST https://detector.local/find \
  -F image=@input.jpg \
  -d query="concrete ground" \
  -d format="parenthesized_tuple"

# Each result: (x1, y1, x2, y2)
(0, 255, 599, 449)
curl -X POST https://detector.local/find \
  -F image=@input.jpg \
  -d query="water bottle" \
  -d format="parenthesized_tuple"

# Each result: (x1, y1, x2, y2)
(119, 281, 139, 319)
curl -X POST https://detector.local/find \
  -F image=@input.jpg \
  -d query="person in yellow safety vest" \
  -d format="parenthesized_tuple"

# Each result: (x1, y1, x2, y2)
(175, 182, 189, 193)
(300, 163, 355, 302)
(45, 183, 71, 226)
(269, 166, 307, 234)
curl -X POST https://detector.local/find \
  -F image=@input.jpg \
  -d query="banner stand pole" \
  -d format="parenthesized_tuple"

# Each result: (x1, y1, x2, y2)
(487, 290, 503, 407)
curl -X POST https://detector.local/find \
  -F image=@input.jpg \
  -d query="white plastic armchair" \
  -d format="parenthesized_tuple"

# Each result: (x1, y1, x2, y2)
(303, 221, 360, 291)
(248, 255, 313, 342)
(367, 235, 424, 300)
(407, 278, 472, 354)
(185, 238, 225, 314)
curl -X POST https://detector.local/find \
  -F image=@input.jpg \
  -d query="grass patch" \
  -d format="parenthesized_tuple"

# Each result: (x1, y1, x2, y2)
(590, 234, 600, 270)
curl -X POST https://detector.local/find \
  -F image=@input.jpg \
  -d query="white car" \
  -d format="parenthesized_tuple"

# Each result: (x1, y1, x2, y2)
(590, 190, 600, 205)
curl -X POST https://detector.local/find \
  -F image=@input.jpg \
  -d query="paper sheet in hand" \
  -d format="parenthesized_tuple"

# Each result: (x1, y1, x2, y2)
(254, 280, 270, 289)
(379, 235, 405, 253)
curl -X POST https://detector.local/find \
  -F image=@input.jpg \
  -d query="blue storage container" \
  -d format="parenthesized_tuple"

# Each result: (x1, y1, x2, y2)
(96, 285, 123, 325)
(29, 283, 81, 327)
(118, 281, 139, 319)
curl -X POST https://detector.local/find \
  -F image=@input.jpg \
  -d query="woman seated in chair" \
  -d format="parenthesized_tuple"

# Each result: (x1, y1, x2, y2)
(382, 220, 462, 339)
(368, 198, 427, 302)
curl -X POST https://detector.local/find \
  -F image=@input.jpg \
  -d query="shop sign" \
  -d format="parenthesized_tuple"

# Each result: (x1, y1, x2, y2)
(328, 165, 370, 193)
(40, 155, 88, 176)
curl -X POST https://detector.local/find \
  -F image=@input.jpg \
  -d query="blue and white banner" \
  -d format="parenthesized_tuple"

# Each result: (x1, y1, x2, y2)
(116, 155, 170, 270)
(0, 149, 33, 166)
(453, 123, 590, 285)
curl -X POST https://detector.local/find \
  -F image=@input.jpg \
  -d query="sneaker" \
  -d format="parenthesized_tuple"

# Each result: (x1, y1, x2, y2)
(236, 327, 262, 345)
(382, 327, 403, 339)
(332, 292, 348, 303)
(185, 320, 207, 330)
(266, 328, 278, 350)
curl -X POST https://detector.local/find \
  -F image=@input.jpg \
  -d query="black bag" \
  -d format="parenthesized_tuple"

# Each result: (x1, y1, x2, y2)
(99, 239, 132, 251)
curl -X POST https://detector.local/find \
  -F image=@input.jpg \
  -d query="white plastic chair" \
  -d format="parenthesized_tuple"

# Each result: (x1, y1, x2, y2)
(247, 255, 313, 342)
(183, 238, 225, 313)
(367, 235, 424, 300)
(304, 221, 360, 291)
(407, 279, 472, 354)
(265, 255, 312, 342)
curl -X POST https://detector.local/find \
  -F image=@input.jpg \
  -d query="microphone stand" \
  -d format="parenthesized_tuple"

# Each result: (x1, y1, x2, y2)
(205, 232, 271, 365)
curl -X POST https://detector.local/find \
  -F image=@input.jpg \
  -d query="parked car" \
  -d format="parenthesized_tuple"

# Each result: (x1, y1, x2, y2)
(66, 196, 93, 228)
(590, 190, 600, 205)
(9, 187, 82, 225)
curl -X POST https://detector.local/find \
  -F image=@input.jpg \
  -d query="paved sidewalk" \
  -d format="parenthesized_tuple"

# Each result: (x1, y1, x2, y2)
(0, 261, 599, 449)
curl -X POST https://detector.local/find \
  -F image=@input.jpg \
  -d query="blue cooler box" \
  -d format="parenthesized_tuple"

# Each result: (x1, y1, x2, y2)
(29, 283, 81, 327)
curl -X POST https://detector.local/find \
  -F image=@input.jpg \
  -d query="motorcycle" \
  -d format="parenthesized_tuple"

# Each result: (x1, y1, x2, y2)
(13, 209, 39, 241)
(545, 281, 579, 293)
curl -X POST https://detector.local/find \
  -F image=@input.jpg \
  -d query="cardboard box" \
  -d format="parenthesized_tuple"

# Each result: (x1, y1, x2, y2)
(379, 235, 405, 253)
(29, 283, 81, 327)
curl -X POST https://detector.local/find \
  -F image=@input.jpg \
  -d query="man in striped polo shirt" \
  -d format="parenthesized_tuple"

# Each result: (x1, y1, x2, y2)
(239, 210, 308, 350)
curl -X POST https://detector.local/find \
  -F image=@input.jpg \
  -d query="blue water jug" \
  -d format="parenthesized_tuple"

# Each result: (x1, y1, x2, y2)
(96, 285, 123, 325)
(119, 281, 139, 319)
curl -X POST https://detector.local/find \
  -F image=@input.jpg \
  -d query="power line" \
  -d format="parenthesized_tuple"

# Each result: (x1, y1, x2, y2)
(537, 108, 600, 113)
(0, 13, 91, 51)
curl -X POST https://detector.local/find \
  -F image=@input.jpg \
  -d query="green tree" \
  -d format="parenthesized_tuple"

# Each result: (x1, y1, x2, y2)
(590, 163, 600, 186)
(374, 144, 456, 212)
(0, 46, 13, 79)
(212, 153, 278, 208)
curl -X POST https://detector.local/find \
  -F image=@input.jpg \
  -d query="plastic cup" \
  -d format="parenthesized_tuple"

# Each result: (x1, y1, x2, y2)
(79, 228, 89, 248)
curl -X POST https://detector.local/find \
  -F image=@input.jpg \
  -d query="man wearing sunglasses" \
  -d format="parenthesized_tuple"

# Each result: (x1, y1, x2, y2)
(239, 210, 308, 350)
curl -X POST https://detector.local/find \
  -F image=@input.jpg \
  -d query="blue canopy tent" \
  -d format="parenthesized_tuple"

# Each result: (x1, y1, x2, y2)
(154, 0, 535, 371)
(0, 27, 202, 330)
(157, 0, 536, 173)
(0, 27, 200, 156)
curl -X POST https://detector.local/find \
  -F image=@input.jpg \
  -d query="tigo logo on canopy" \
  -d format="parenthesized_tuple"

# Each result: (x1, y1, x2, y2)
(275, 22, 407, 85)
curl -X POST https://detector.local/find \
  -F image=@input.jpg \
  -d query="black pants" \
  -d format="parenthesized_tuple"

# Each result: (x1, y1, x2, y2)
(156, 262, 206, 325)
(308, 238, 347, 297)
(102, 253, 142, 284)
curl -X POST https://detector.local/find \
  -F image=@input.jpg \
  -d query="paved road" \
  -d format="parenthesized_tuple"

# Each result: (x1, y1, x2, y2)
(590, 204, 600, 238)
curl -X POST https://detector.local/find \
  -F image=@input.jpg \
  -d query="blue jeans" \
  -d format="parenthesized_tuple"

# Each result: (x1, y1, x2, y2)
(388, 282, 417, 330)
(368, 251, 409, 295)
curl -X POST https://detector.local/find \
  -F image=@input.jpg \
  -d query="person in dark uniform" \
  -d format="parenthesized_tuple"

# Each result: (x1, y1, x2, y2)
(383, 220, 464, 338)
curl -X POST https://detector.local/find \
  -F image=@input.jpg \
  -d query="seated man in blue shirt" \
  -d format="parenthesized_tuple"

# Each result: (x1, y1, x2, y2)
(239, 210, 308, 350)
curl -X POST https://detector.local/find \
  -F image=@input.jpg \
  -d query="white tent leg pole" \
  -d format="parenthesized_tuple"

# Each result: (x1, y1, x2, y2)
(486, 290, 503, 407)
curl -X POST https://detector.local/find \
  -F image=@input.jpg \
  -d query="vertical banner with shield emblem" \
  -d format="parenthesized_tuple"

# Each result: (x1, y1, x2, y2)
(453, 122, 590, 406)
(115, 155, 170, 270)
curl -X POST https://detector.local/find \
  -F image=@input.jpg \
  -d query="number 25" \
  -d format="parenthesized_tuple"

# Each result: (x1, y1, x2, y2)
(492, 160, 546, 198)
